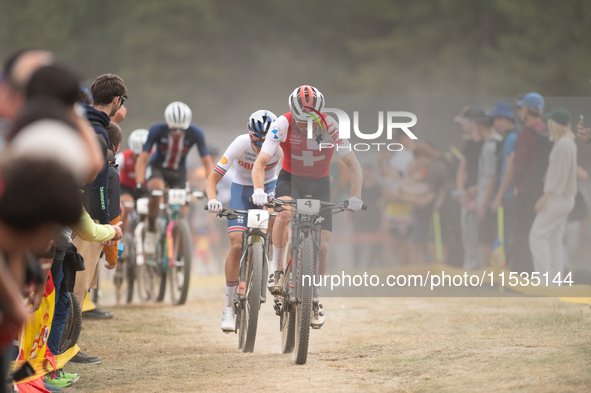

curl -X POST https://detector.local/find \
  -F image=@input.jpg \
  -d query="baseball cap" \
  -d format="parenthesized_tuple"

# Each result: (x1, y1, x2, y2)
(491, 102, 514, 120)
(454, 105, 473, 123)
(517, 92, 544, 112)
(543, 108, 571, 126)
(464, 107, 493, 125)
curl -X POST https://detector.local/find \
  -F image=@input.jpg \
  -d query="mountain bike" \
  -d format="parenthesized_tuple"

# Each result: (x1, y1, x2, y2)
(137, 188, 204, 305)
(264, 197, 366, 364)
(206, 206, 275, 352)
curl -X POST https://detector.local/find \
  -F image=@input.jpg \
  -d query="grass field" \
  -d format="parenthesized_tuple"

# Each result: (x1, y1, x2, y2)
(66, 276, 591, 392)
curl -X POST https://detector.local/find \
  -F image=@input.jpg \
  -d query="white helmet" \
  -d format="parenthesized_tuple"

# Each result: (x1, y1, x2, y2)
(128, 129, 149, 154)
(288, 85, 325, 122)
(164, 101, 192, 130)
(248, 110, 277, 140)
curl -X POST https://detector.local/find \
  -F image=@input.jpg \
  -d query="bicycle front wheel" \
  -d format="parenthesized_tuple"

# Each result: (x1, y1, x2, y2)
(294, 237, 314, 365)
(242, 242, 263, 353)
(281, 239, 295, 354)
(169, 219, 193, 306)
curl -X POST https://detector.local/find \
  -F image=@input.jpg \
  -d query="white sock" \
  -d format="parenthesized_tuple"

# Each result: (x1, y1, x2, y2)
(273, 246, 286, 273)
(225, 280, 238, 308)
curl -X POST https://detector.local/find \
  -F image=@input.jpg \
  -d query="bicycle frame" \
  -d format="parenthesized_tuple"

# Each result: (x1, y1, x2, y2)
(286, 213, 322, 310)
(236, 228, 271, 307)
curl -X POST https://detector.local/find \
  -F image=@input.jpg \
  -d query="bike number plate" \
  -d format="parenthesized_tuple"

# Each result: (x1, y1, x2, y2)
(247, 209, 269, 229)
(296, 199, 320, 215)
(136, 198, 149, 215)
(168, 189, 187, 206)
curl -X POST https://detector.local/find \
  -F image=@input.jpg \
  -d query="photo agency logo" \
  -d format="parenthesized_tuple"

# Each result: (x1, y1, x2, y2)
(303, 106, 418, 151)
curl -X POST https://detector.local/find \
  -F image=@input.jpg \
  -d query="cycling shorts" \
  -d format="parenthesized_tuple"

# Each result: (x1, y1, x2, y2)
(228, 180, 276, 233)
(120, 185, 135, 199)
(146, 163, 187, 189)
(275, 169, 332, 232)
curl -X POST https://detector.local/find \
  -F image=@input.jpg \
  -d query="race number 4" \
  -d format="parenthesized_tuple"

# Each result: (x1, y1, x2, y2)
(296, 199, 321, 215)
(247, 209, 270, 229)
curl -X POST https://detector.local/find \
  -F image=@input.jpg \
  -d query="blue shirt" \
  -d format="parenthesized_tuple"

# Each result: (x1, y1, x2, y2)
(143, 122, 209, 170)
(501, 129, 518, 200)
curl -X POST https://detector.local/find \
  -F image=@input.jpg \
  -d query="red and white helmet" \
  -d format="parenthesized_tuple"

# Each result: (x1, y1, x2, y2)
(288, 85, 325, 122)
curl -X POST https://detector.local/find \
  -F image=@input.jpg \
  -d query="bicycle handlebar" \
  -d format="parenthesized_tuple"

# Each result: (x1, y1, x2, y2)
(261, 197, 367, 212)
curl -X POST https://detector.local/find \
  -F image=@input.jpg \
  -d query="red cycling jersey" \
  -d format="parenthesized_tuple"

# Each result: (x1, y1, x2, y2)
(116, 149, 138, 189)
(260, 112, 350, 178)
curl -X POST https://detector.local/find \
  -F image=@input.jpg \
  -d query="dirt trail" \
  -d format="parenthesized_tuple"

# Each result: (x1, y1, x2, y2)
(68, 279, 591, 392)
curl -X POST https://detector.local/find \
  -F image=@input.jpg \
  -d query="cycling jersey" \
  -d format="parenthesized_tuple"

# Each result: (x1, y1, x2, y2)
(260, 112, 350, 178)
(115, 149, 137, 190)
(214, 134, 283, 186)
(143, 122, 209, 170)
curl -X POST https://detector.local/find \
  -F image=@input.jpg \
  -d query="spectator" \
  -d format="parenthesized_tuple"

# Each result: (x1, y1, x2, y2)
(380, 132, 414, 266)
(0, 157, 82, 390)
(466, 107, 503, 265)
(510, 92, 547, 274)
(529, 109, 577, 282)
(455, 106, 484, 270)
(110, 100, 127, 124)
(72, 74, 125, 326)
(399, 142, 451, 264)
(490, 102, 519, 260)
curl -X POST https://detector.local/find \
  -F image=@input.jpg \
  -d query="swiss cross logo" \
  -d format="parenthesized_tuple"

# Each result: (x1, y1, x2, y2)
(292, 151, 325, 166)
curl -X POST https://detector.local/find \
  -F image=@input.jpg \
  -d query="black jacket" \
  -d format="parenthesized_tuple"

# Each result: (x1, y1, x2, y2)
(84, 104, 111, 224)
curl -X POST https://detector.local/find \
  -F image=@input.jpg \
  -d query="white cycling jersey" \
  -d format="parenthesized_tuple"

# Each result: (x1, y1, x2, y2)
(213, 134, 282, 186)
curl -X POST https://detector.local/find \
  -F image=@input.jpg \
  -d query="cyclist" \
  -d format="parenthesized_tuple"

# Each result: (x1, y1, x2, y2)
(135, 101, 214, 253)
(252, 85, 363, 328)
(116, 129, 149, 233)
(205, 110, 283, 332)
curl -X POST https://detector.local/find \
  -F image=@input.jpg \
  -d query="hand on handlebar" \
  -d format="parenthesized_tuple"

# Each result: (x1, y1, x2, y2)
(207, 199, 223, 213)
(346, 196, 364, 212)
(252, 188, 268, 206)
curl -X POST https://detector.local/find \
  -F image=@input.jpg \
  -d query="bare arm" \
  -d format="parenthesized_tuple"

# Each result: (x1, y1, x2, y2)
(341, 152, 363, 197)
(135, 152, 150, 185)
(205, 171, 223, 201)
(252, 152, 272, 190)
(478, 175, 496, 219)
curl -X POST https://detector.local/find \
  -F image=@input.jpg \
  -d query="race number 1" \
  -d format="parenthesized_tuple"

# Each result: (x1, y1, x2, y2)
(247, 209, 270, 229)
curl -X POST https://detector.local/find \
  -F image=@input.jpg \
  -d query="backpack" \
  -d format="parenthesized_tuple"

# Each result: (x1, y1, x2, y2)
(524, 126, 553, 186)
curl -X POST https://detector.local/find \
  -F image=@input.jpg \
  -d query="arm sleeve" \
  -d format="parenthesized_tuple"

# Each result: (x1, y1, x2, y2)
(71, 206, 115, 242)
(261, 116, 289, 157)
(89, 132, 110, 224)
(143, 126, 160, 153)
(192, 126, 209, 157)
(213, 137, 240, 177)
(265, 148, 283, 172)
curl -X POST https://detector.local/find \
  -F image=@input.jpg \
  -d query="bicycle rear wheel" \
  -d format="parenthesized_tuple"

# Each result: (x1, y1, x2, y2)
(281, 240, 295, 354)
(59, 292, 82, 354)
(294, 238, 314, 365)
(242, 242, 263, 353)
(169, 219, 193, 306)
(115, 233, 134, 304)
